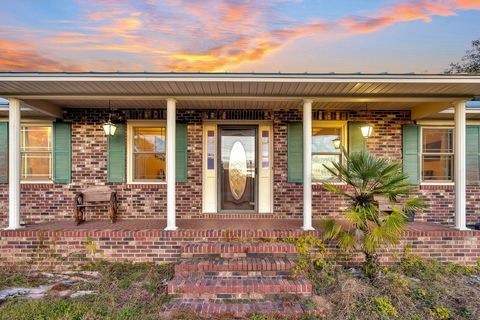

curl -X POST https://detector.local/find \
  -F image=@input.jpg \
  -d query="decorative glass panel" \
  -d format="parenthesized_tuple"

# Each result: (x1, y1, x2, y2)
(312, 154, 340, 181)
(20, 126, 52, 180)
(261, 130, 269, 169)
(422, 155, 453, 181)
(228, 141, 247, 200)
(207, 130, 215, 170)
(422, 128, 453, 153)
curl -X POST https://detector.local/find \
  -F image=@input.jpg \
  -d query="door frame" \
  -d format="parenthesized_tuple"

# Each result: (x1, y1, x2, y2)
(217, 125, 258, 213)
(202, 120, 273, 214)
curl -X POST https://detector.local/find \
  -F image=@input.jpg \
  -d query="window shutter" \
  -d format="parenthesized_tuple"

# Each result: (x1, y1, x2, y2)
(53, 121, 72, 184)
(466, 126, 480, 185)
(348, 122, 367, 154)
(287, 122, 303, 182)
(0, 122, 8, 183)
(176, 123, 188, 182)
(402, 124, 420, 185)
(107, 123, 126, 183)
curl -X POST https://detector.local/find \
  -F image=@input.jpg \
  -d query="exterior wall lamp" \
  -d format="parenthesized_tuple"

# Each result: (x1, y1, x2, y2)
(103, 100, 117, 136)
(361, 103, 373, 138)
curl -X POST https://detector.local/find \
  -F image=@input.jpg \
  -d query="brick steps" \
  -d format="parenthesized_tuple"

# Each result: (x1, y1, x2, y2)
(162, 299, 309, 318)
(168, 277, 311, 299)
(165, 242, 312, 316)
(174, 257, 296, 278)
(181, 242, 297, 258)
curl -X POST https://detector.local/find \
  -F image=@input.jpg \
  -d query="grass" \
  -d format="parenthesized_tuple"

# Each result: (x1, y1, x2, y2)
(0, 257, 479, 319)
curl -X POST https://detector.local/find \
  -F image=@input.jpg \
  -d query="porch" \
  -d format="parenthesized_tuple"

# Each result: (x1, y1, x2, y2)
(1, 219, 479, 268)
(2, 73, 480, 232)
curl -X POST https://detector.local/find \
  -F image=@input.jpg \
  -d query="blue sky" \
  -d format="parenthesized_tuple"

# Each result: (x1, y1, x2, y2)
(0, 0, 479, 73)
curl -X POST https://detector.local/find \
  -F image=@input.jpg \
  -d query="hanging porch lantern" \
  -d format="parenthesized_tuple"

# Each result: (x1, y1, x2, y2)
(103, 100, 117, 136)
(360, 124, 373, 138)
(360, 103, 373, 138)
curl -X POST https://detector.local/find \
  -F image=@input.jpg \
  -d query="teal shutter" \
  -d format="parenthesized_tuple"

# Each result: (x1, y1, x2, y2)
(348, 122, 367, 154)
(0, 123, 8, 183)
(466, 126, 480, 185)
(402, 124, 420, 185)
(176, 123, 188, 182)
(107, 123, 126, 183)
(287, 122, 303, 182)
(53, 121, 72, 183)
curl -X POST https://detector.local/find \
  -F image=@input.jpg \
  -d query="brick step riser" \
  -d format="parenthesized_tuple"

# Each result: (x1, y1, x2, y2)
(168, 282, 311, 296)
(175, 270, 293, 278)
(175, 292, 311, 300)
(181, 252, 296, 259)
(181, 243, 297, 256)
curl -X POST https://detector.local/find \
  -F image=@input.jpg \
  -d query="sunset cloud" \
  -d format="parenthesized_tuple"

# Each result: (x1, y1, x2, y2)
(0, 0, 479, 72)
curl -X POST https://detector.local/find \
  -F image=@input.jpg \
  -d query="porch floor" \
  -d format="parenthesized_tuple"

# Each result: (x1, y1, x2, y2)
(17, 219, 456, 232)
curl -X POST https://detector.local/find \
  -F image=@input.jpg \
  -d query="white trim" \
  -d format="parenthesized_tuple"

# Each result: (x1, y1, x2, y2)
(126, 120, 167, 184)
(202, 124, 217, 213)
(1, 74, 480, 83)
(417, 120, 480, 126)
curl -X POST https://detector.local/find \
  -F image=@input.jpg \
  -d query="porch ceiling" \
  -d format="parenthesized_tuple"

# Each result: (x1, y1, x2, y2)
(1, 72, 479, 118)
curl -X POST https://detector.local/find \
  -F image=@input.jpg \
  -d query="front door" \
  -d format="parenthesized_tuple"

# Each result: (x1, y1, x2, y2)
(218, 126, 257, 212)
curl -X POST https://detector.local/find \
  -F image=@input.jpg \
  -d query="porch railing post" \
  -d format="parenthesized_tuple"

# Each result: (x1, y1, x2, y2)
(7, 98, 21, 230)
(454, 101, 467, 230)
(165, 98, 178, 231)
(302, 99, 314, 230)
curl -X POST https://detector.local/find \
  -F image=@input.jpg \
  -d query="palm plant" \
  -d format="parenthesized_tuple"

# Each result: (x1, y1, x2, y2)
(320, 149, 425, 278)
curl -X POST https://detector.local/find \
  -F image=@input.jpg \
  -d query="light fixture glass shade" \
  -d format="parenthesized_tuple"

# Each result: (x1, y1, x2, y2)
(102, 121, 117, 136)
(360, 125, 373, 138)
(332, 137, 341, 149)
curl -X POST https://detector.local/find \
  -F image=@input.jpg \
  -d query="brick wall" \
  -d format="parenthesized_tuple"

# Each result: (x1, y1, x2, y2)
(0, 229, 478, 270)
(0, 108, 479, 227)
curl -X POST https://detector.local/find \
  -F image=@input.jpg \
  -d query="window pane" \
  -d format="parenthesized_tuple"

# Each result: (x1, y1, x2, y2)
(134, 153, 166, 180)
(422, 128, 453, 153)
(21, 126, 52, 152)
(21, 152, 51, 180)
(422, 155, 453, 181)
(134, 128, 165, 153)
(312, 154, 340, 181)
(312, 127, 341, 153)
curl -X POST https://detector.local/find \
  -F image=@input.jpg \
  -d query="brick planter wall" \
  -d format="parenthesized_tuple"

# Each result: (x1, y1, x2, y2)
(0, 108, 479, 227)
(0, 228, 478, 270)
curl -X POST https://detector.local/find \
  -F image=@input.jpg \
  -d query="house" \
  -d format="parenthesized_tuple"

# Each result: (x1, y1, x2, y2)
(0, 72, 479, 268)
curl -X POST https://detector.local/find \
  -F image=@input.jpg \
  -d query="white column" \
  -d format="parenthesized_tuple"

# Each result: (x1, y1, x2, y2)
(165, 98, 178, 231)
(7, 98, 21, 230)
(302, 99, 314, 230)
(454, 101, 467, 230)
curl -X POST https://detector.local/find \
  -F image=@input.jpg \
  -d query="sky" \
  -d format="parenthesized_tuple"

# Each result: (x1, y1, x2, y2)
(0, 0, 479, 73)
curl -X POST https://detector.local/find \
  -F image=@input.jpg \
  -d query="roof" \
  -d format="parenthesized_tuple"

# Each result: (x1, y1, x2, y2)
(0, 72, 480, 119)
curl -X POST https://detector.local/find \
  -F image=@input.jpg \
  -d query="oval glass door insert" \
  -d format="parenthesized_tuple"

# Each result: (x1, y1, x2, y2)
(228, 141, 247, 200)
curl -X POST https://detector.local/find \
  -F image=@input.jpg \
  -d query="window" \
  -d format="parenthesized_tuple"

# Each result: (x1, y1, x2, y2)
(21, 124, 52, 181)
(312, 122, 346, 182)
(129, 123, 166, 182)
(421, 127, 454, 182)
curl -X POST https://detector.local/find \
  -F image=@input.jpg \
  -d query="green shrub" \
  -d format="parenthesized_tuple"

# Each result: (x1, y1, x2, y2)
(373, 297, 398, 318)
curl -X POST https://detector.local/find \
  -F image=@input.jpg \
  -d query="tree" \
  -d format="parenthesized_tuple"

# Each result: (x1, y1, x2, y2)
(445, 39, 480, 74)
(320, 150, 425, 278)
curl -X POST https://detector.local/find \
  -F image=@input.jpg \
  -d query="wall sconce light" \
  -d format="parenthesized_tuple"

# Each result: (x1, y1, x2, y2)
(332, 137, 341, 149)
(103, 101, 117, 136)
(360, 125, 373, 138)
(361, 103, 373, 138)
